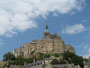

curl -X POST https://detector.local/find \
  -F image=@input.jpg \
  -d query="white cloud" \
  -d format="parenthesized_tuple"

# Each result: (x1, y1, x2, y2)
(0, 0, 86, 37)
(62, 24, 86, 35)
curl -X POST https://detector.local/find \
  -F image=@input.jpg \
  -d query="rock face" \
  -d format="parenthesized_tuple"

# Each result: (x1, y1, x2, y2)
(13, 24, 75, 58)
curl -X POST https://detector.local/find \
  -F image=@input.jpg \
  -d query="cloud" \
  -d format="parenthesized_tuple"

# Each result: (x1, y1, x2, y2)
(62, 24, 86, 35)
(0, 0, 86, 37)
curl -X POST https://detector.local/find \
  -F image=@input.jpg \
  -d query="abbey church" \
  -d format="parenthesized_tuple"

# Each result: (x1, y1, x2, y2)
(13, 23, 75, 58)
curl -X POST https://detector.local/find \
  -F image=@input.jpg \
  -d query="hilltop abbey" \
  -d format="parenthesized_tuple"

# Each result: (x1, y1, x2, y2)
(13, 23, 75, 58)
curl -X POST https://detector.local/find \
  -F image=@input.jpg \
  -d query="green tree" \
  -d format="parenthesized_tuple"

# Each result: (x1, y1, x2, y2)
(28, 56, 35, 63)
(13, 57, 25, 65)
(63, 51, 75, 63)
(63, 51, 84, 68)
(50, 59, 59, 64)
(54, 53, 59, 57)
(72, 56, 84, 68)
(31, 51, 35, 55)
(36, 53, 43, 60)
(84, 58, 89, 62)
(43, 53, 50, 58)
(3, 52, 15, 61)
(59, 59, 66, 64)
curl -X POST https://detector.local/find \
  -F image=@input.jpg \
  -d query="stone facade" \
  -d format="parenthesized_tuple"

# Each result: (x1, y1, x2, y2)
(13, 24, 75, 58)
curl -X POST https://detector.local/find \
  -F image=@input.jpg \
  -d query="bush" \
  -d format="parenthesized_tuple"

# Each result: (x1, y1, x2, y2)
(8, 57, 25, 65)
(51, 59, 59, 64)
(35, 53, 43, 60)
(28, 56, 36, 63)
(59, 59, 66, 64)
(63, 51, 84, 68)
(43, 54, 50, 58)
(84, 58, 89, 62)
(31, 51, 35, 55)
(54, 53, 59, 57)
(14, 57, 25, 65)
(3, 52, 15, 61)
(72, 56, 84, 68)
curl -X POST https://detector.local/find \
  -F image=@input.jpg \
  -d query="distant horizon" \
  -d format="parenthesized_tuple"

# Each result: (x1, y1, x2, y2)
(0, 0, 90, 60)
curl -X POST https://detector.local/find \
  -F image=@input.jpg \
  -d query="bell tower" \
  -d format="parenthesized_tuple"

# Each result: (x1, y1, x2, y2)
(44, 22, 50, 37)
(45, 23, 48, 32)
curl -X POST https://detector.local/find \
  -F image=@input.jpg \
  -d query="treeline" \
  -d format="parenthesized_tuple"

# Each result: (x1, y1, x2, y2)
(3, 51, 89, 68)
(3, 52, 63, 65)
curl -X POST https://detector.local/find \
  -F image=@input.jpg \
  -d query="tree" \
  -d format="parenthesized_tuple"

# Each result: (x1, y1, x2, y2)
(43, 53, 50, 58)
(63, 51, 84, 68)
(3, 52, 15, 61)
(13, 57, 25, 65)
(63, 51, 75, 63)
(59, 59, 66, 64)
(72, 56, 84, 68)
(36, 53, 43, 60)
(84, 58, 89, 62)
(54, 53, 59, 57)
(51, 59, 59, 64)
(31, 51, 35, 55)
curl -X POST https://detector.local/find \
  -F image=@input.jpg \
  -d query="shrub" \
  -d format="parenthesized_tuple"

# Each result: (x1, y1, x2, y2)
(3, 52, 15, 61)
(51, 59, 59, 64)
(59, 59, 66, 64)
(63, 51, 84, 68)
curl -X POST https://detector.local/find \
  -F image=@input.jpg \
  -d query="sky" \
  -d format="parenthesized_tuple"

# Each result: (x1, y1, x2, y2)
(0, 0, 90, 60)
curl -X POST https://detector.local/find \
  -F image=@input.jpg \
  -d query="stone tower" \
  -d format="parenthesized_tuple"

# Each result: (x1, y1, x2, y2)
(45, 22, 48, 32)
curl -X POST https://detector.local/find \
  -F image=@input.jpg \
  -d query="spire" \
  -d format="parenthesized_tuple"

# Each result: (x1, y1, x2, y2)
(45, 22, 48, 32)
(55, 32, 57, 36)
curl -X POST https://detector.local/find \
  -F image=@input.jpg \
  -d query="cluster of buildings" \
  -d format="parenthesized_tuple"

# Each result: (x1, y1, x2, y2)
(12, 23, 90, 68)
(13, 23, 75, 58)
(24, 58, 81, 68)
(24, 56, 90, 68)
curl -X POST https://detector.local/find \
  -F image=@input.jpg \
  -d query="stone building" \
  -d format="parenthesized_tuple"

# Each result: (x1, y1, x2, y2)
(13, 23, 75, 58)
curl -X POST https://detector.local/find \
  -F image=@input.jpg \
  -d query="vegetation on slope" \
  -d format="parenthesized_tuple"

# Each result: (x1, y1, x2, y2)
(3, 51, 85, 68)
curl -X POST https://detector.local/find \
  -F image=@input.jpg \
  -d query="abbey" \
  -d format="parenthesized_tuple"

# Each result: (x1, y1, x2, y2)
(13, 23, 75, 58)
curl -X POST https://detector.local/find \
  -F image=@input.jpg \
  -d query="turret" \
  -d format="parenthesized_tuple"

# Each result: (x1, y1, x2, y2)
(45, 22, 48, 32)
(44, 22, 50, 36)
(42, 22, 51, 40)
